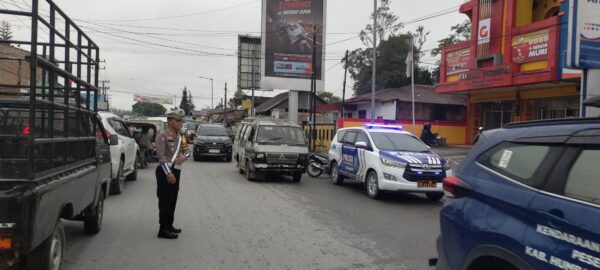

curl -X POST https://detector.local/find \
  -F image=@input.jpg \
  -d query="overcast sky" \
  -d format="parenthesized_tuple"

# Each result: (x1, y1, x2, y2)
(2, 0, 468, 110)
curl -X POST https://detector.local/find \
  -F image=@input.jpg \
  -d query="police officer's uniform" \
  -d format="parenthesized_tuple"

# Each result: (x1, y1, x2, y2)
(155, 111, 186, 239)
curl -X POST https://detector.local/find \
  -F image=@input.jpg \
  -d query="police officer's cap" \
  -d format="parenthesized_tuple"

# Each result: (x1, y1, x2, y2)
(166, 109, 184, 121)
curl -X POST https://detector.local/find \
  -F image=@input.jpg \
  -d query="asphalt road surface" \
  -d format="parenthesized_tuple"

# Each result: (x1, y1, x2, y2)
(61, 153, 466, 270)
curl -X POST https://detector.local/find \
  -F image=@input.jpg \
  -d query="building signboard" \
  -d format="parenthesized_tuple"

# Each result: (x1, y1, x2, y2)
(478, 18, 491, 45)
(446, 48, 471, 75)
(512, 29, 550, 63)
(567, 0, 600, 69)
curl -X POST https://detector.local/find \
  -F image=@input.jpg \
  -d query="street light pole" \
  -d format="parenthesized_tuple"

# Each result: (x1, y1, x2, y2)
(371, 0, 377, 123)
(198, 76, 215, 110)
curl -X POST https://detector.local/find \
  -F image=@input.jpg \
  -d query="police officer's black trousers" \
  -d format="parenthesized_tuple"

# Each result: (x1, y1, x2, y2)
(155, 166, 180, 230)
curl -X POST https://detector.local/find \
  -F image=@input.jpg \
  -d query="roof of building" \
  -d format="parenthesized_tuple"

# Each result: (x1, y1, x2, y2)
(346, 85, 466, 106)
(254, 91, 326, 113)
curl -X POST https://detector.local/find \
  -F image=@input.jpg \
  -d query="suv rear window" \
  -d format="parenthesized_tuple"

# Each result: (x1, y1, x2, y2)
(478, 142, 553, 187)
(565, 149, 600, 205)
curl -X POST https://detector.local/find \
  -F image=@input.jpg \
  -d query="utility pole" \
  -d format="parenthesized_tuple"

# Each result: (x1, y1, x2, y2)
(251, 49, 256, 117)
(341, 50, 349, 120)
(371, 0, 377, 123)
(310, 25, 318, 153)
(224, 83, 228, 112)
(100, 80, 110, 110)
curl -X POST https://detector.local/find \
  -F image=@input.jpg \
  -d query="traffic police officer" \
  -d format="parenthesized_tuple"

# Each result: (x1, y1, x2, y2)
(155, 110, 188, 239)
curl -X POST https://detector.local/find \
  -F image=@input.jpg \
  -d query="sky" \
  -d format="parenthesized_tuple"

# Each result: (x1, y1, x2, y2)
(1, 0, 469, 110)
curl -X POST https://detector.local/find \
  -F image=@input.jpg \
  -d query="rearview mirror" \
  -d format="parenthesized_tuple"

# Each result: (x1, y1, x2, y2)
(355, 141, 368, 149)
(109, 134, 119, 146)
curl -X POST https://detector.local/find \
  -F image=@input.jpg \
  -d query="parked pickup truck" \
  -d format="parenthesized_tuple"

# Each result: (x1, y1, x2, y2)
(0, 3, 110, 269)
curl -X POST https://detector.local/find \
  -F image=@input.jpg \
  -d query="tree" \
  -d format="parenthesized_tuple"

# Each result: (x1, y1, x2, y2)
(0, 20, 13, 41)
(318, 91, 341, 104)
(188, 92, 196, 112)
(430, 20, 471, 82)
(348, 33, 434, 96)
(359, 0, 403, 48)
(179, 86, 194, 116)
(132, 102, 166, 117)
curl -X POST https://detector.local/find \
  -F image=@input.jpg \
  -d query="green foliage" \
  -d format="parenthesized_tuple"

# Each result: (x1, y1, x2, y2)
(179, 86, 195, 115)
(318, 91, 341, 104)
(359, 0, 403, 48)
(430, 20, 471, 82)
(132, 102, 166, 117)
(348, 34, 434, 96)
(0, 20, 13, 41)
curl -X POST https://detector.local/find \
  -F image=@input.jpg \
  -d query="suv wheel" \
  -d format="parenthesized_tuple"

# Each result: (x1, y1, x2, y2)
(84, 193, 104, 234)
(426, 192, 444, 202)
(26, 220, 65, 270)
(126, 157, 138, 181)
(330, 161, 344, 185)
(245, 160, 254, 181)
(110, 160, 125, 195)
(366, 171, 380, 199)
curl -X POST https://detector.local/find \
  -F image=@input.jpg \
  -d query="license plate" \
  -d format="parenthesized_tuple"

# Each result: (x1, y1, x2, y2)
(418, 181, 437, 188)
(209, 149, 220, 153)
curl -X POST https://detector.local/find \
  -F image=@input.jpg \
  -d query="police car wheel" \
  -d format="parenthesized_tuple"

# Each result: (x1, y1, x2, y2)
(330, 162, 344, 185)
(366, 171, 380, 199)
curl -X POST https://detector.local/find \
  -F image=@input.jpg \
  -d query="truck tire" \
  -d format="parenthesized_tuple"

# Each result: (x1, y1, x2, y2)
(110, 160, 125, 195)
(84, 193, 104, 235)
(25, 220, 65, 270)
(292, 173, 302, 183)
(126, 158, 138, 181)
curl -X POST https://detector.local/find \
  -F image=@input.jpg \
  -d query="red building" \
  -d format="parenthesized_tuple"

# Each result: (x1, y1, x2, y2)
(436, 0, 581, 144)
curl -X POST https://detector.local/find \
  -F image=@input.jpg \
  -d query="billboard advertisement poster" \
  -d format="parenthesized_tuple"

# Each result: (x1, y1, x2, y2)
(477, 18, 491, 45)
(133, 95, 173, 105)
(512, 29, 549, 64)
(261, 0, 326, 91)
(446, 48, 470, 75)
(567, 0, 600, 69)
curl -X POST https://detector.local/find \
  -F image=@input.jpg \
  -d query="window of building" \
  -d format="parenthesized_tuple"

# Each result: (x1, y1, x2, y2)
(534, 96, 579, 120)
(358, 110, 367, 119)
(481, 101, 514, 130)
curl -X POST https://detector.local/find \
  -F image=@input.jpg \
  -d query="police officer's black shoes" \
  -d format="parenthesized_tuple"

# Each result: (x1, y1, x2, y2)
(170, 226, 182, 234)
(158, 230, 179, 239)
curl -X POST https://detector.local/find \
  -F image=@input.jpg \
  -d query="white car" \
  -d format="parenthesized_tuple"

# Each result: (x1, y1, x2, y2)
(328, 124, 452, 201)
(98, 111, 140, 195)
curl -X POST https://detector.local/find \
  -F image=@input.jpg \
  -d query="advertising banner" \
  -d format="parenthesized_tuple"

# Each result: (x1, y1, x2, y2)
(446, 48, 470, 75)
(567, 0, 600, 69)
(478, 18, 491, 45)
(512, 29, 549, 64)
(133, 95, 172, 105)
(261, 0, 326, 91)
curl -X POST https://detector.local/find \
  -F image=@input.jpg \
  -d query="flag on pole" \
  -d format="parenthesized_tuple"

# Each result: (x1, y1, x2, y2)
(406, 41, 414, 78)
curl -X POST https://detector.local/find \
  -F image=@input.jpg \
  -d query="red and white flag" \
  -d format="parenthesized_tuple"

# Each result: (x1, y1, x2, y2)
(405, 41, 414, 78)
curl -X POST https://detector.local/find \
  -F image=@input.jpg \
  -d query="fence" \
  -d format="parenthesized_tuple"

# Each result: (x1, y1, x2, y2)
(302, 123, 336, 153)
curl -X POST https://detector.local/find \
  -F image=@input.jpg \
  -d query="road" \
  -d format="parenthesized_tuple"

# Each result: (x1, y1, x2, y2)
(61, 149, 468, 270)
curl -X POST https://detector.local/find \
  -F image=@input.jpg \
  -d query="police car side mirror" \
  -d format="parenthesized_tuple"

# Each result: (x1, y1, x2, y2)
(109, 134, 119, 146)
(355, 141, 368, 150)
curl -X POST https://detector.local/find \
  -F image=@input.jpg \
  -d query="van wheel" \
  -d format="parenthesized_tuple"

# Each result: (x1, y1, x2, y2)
(84, 193, 104, 235)
(245, 160, 254, 181)
(110, 160, 125, 195)
(26, 220, 65, 270)
(126, 157, 138, 181)
(330, 162, 344, 185)
(366, 171, 380, 199)
(426, 192, 444, 201)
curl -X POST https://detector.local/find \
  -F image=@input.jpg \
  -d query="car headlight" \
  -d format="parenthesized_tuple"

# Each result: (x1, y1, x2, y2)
(256, 153, 265, 159)
(380, 157, 407, 168)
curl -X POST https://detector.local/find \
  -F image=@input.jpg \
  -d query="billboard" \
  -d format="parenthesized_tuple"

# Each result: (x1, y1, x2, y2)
(567, 0, 600, 69)
(237, 35, 261, 91)
(261, 0, 326, 91)
(446, 48, 470, 75)
(133, 94, 173, 105)
(512, 29, 549, 64)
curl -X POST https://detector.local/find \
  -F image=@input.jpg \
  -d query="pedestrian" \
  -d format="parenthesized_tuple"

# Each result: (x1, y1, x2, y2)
(155, 109, 189, 239)
(139, 127, 153, 162)
(420, 122, 436, 146)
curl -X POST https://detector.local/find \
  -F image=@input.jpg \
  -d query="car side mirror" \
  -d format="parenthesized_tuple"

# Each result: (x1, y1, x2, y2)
(109, 134, 119, 146)
(355, 141, 368, 149)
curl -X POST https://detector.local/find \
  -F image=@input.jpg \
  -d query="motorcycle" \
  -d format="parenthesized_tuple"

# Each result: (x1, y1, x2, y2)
(307, 153, 330, 178)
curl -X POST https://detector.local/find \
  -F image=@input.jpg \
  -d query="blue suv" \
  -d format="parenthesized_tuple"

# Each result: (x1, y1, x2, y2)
(433, 118, 600, 270)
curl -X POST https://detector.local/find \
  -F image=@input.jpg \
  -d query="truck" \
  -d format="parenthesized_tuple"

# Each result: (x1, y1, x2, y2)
(0, 1, 112, 269)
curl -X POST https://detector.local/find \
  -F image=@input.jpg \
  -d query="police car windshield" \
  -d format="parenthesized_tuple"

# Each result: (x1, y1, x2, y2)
(256, 126, 306, 145)
(370, 132, 429, 152)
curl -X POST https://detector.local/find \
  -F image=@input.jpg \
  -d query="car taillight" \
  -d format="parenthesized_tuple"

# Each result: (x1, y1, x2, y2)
(97, 130, 110, 138)
(0, 237, 12, 250)
(443, 176, 472, 198)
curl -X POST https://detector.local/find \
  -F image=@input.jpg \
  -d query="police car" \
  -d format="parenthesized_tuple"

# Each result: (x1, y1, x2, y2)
(328, 124, 452, 200)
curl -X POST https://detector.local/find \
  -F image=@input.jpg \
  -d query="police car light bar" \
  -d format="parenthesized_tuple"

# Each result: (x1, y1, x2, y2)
(363, 124, 404, 131)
